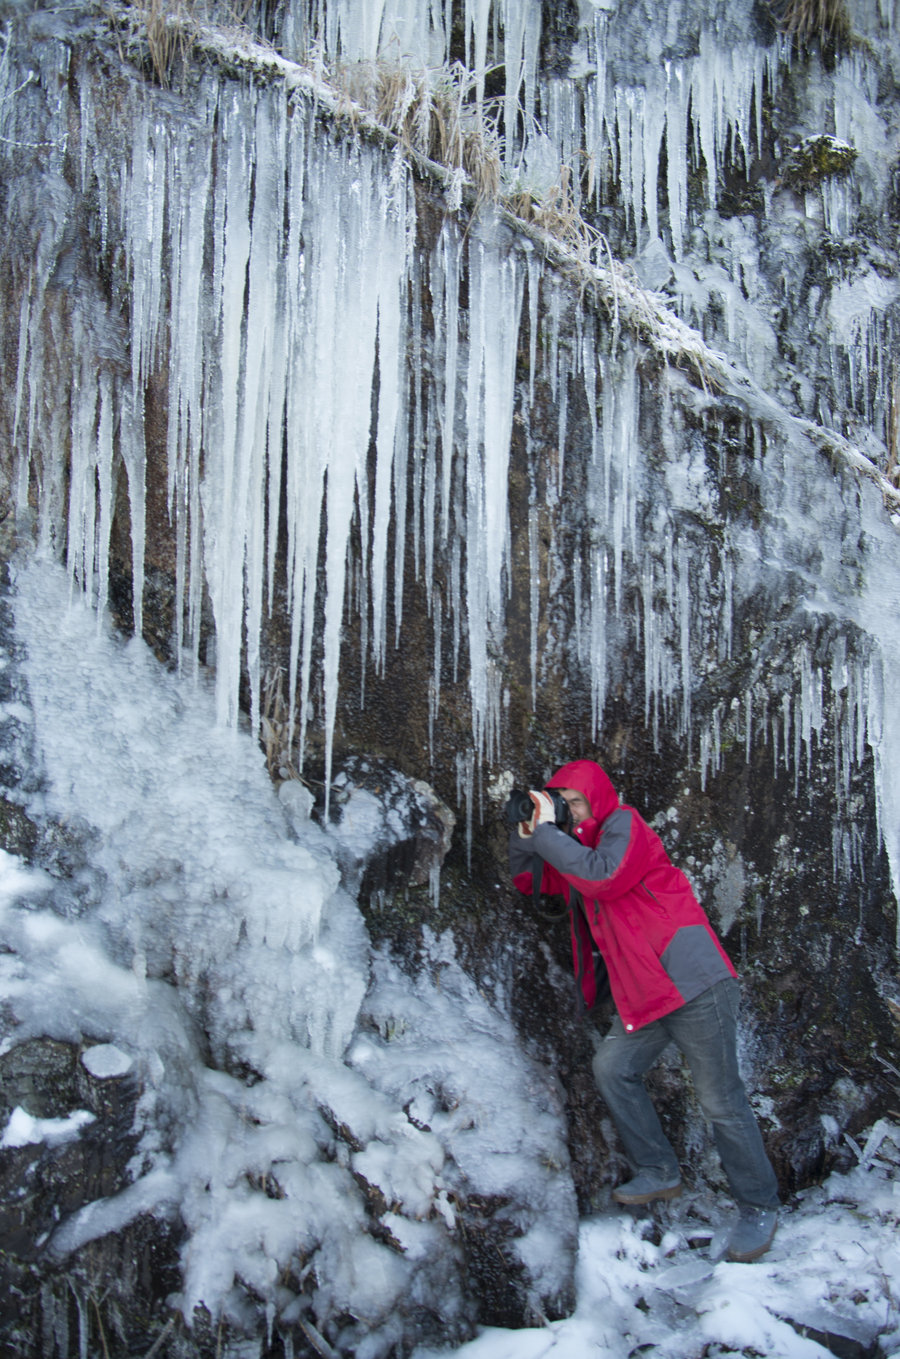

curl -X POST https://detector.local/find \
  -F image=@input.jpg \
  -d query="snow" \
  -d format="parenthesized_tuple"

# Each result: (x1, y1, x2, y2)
(0, 551, 576, 1348)
(81, 1043, 134, 1079)
(413, 1137, 900, 1359)
(1, 1105, 95, 1149)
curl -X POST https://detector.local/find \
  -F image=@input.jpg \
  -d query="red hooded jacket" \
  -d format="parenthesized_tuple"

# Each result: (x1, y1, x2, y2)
(509, 759, 735, 1031)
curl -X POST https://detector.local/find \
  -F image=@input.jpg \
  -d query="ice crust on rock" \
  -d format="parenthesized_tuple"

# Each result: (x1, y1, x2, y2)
(1, 554, 577, 1346)
(81, 1044, 134, 1079)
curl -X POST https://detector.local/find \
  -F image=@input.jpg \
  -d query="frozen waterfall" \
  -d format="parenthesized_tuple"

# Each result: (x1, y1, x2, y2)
(3, 552, 576, 1346)
(3, 23, 900, 914)
(2, 2, 900, 1354)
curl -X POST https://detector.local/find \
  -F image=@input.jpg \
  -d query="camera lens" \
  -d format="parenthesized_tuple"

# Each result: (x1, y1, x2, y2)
(504, 789, 534, 826)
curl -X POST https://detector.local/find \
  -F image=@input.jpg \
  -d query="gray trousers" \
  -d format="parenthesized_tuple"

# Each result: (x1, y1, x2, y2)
(592, 977, 780, 1208)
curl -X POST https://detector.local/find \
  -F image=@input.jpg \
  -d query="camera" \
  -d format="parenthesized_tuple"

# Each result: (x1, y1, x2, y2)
(504, 787, 572, 831)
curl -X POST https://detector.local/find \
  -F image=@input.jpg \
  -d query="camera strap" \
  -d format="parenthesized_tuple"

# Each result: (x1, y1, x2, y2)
(528, 860, 610, 1013)
(529, 853, 570, 922)
(570, 889, 592, 1012)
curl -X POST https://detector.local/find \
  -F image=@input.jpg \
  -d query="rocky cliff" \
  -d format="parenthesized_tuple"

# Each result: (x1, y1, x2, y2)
(0, 0, 899, 1354)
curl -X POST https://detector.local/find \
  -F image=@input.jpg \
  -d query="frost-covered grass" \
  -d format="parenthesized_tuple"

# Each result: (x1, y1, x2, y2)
(99, 0, 728, 384)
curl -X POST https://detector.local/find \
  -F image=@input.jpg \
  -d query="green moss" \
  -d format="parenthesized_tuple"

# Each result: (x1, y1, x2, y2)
(782, 135, 858, 190)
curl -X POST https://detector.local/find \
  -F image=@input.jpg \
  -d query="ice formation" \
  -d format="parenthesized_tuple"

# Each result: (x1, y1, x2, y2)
(1, 2, 900, 1351)
(1, 554, 575, 1345)
(3, 13, 900, 919)
(4, 569, 898, 1346)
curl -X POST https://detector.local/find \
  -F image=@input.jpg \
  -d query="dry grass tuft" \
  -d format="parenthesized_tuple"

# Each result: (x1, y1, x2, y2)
(261, 664, 309, 784)
(333, 57, 503, 209)
(508, 163, 601, 270)
(145, 0, 183, 84)
(769, 0, 852, 45)
(120, 0, 207, 87)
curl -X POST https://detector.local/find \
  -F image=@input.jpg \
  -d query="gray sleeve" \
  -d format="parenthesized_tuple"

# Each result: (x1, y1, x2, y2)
(508, 828, 537, 878)
(530, 809, 633, 885)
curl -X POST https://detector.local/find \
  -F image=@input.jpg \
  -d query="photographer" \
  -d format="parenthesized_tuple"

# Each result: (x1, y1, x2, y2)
(507, 758, 779, 1263)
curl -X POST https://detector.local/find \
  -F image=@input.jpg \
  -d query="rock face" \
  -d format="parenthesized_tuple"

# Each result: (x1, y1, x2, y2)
(0, 0, 899, 1353)
(0, 1038, 183, 1356)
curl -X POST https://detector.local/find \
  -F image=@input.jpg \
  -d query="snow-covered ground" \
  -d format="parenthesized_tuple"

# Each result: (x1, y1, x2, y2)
(0, 550, 898, 1358)
(414, 1152, 900, 1358)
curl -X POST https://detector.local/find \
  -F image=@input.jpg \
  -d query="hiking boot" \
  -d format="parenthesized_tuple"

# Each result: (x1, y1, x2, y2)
(726, 1205, 778, 1262)
(612, 1172, 683, 1205)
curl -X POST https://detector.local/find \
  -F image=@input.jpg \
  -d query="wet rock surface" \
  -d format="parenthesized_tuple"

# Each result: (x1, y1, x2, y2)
(0, 1038, 181, 1355)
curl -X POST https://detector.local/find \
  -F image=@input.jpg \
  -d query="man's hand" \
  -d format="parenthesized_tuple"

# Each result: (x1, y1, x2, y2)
(517, 790, 556, 837)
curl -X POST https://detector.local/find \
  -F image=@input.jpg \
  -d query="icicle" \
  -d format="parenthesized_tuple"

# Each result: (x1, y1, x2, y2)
(466, 0, 491, 116)
(438, 225, 461, 546)
(721, 540, 733, 662)
(450, 536, 462, 682)
(423, 405, 438, 609)
(744, 686, 753, 764)
(70, 1283, 87, 1359)
(526, 249, 541, 409)
(94, 372, 114, 622)
(677, 539, 692, 746)
(166, 106, 213, 665)
(202, 88, 254, 729)
(242, 93, 288, 740)
(590, 545, 608, 741)
(546, 283, 562, 404)
(641, 75, 666, 250)
(41, 1283, 68, 1359)
(315, 141, 408, 808)
(572, 545, 583, 664)
(642, 559, 659, 745)
(501, 0, 541, 174)
(564, 28, 780, 254)
(125, 104, 167, 393)
(528, 500, 539, 707)
(665, 61, 689, 262)
(556, 373, 568, 497)
(700, 724, 711, 792)
(12, 268, 35, 495)
(709, 704, 722, 779)
(463, 226, 524, 758)
(65, 328, 98, 597)
(393, 241, 416, 647)
(370, 175, 411, 672)
(781, 692, 792, 773)
(428, 588, 443, 762)
(456, 748, 475, 869)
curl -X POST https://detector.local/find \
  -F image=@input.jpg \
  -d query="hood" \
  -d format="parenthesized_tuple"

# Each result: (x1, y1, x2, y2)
(546, 759, 619, 824)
